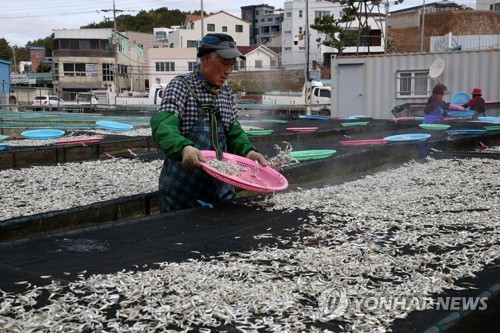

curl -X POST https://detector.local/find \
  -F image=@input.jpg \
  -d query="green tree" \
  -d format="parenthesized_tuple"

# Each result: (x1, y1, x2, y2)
(0, 38, 13, 61)
(36, 63, 52, 73)
(83, 7, 195, 34)
(27, 35, 54, 55)
(310, 9, 357, 56)
(310, 0, 379, 55)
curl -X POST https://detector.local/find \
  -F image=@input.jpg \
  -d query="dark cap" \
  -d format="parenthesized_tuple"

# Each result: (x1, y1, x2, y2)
(432, 83, 450, 95)
(197, 33, 246, 60)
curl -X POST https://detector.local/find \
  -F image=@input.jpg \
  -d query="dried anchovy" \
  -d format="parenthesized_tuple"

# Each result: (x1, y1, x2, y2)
(206, 159, 245, 177)
(0, 157, 499, 332)
(267, 142, 300, 170)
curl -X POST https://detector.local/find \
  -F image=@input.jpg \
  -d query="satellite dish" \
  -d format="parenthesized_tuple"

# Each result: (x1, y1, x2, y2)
(429, 58, 445, 80)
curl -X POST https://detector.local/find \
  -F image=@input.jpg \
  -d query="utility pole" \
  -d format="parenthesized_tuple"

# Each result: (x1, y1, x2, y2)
(201, 0, 204, 39)
(305, 0, 312, 115)
(12, 46, 17, 73)
(101, 0, 123, 98)
(384, 0, 389, 54)
(420, 0, 426, 52)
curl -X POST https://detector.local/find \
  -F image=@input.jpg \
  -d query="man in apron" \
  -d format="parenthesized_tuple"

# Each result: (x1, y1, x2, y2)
(151, 33, 267, 212)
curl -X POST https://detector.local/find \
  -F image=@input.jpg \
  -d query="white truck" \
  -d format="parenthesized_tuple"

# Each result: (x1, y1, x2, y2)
(115, 84, 166, 106)
(64, 93, 101, 112)
(262, 80, 332, 115)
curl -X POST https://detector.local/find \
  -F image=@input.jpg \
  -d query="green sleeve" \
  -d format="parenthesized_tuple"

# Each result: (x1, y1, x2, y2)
(226, 122, 258, 156)
(150, 112, 194, 161)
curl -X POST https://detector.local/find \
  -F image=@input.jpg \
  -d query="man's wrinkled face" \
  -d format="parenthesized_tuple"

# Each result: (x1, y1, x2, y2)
(202, 55, 236, 87)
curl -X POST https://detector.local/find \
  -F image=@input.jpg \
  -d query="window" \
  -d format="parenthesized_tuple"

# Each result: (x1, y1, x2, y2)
(299, 10, 303, 18)
(85, 63, 98, 77)
(255, 60, 263, 69)
(188, 62, 197, 71)
(315, 11, 331, 19)
(239, 60, 245, 69)
(235, 25, 243, 32)
(186, 40, 198, 48)
(102, 63, 114, 81)
(286, 12, 292, 18)
(222, 26, 227, 32)
(118, 64, 128, 78)
(315, 88, 331, 98)
(207, 24, 215, 32)
(397, 71, 429, 97)
(80, 40, 91, 49)
(155, 62, 175, 72)
(62, 62, 86, 76)
(53, 62, 59, 80)
(60, 39, 79, 49)
(155, 31, 167, 40)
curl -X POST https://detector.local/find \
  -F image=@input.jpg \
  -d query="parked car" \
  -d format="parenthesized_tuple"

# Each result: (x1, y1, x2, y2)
(32, 95, 65, 111)
(236, 98, 257, 105)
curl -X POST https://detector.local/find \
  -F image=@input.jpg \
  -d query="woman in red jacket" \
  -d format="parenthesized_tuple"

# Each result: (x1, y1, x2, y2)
(462, 88, 486, 117)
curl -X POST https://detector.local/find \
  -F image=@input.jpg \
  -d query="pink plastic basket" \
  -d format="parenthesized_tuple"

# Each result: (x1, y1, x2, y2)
(200, 150, 288, 193)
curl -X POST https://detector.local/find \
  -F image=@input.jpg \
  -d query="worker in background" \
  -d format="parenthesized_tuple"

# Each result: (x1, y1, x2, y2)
(423, 84, 465, 124)
(462, 88, 486, 117)
(150, 33, 267, 212)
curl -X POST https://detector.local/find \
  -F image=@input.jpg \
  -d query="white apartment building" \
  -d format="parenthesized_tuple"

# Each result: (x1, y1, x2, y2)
(144, 11, 279, 87)
(281, 0, 385, 71)
(241, 4, 284, 46)
(167, 11, 250, 49)
(148, 48, 197, 87)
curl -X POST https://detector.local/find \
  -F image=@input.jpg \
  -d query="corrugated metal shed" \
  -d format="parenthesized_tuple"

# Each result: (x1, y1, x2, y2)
(331, 49, 500, 119)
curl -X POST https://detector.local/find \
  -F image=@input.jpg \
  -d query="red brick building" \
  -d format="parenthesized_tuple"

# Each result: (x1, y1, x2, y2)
(27, 46, 46, 72)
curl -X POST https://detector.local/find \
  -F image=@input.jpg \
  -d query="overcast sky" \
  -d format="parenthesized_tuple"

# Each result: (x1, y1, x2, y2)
(1, 0, 476, 47)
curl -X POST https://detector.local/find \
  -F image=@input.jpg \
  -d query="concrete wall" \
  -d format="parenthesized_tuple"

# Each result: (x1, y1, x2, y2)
(229, 69, 305, 94)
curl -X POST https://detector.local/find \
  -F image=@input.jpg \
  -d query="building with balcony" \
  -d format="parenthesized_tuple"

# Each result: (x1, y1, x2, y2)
(167, 11, 250, 48)
(52, 28, 145, 98)
(241, 5, 283, 46)
(281, 0, 385, 73)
